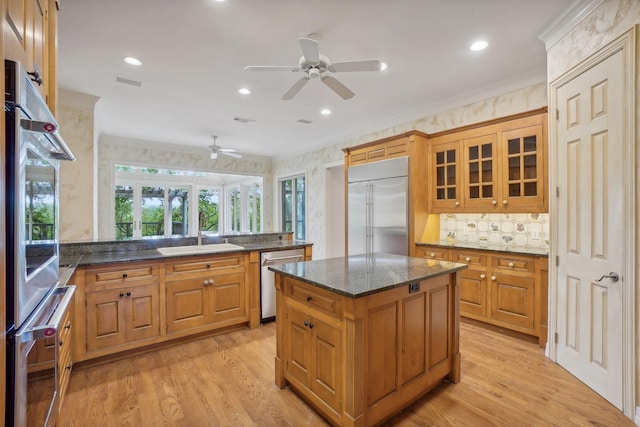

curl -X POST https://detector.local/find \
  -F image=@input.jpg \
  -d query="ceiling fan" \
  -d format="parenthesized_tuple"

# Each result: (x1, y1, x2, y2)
(209, 136, 242, 160)
(244, 37, 385, 100)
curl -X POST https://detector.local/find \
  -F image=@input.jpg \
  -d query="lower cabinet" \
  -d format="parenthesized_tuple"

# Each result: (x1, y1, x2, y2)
(284, 305, 342, 414)
(165, 271, 246, 334)
(85, 283, 160, 352)
(415, 244, 548, 347)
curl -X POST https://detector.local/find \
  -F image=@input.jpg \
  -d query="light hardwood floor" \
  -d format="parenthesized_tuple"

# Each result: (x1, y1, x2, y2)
(58, 320, 634, 427)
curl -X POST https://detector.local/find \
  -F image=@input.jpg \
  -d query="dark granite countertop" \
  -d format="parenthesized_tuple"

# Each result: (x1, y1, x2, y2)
(416, 240, 549, 257)
(268, 252, 467, 298)
(60, 240, 311, 268)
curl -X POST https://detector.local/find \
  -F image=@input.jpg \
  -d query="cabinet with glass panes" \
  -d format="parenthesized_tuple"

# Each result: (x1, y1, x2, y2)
(428, 110, 547, 213)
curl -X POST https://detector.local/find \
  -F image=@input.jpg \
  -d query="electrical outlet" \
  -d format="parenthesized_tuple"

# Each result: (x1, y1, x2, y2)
(463, 226, 469, 236)
(532, 228, 540, 240)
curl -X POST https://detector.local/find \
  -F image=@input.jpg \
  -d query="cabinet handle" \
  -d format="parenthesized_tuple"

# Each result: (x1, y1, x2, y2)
(492, 200, 497, 205)
(465, 257, 471, 262)
(491, 275, 497, 281)
(122, 273, 128, 278)
(119, 292, 125, 298)
(126, 291, 132, 297)
(66, 364, 72, 370)
(306, 295, 312, 302)
(502, 200, 508, 205)
(508, 262, 514, 268)
(304, 320, 315, 329)
(64, 323, 71, 330)
(480, 274, 486, 279)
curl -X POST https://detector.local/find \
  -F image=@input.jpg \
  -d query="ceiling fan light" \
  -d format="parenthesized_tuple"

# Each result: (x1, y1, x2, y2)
(470, 40, 488, 51)
(238, 87, 251, 95)
(380, 62, 388, 71)
(210, 151, 218, 160)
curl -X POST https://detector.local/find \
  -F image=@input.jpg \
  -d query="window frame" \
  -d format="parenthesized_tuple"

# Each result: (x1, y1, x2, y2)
(278, 172, 307, 241)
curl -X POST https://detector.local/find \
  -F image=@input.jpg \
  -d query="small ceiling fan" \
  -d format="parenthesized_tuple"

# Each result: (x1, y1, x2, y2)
(209, 136, 242, 160)
(244, 37, 385, 100)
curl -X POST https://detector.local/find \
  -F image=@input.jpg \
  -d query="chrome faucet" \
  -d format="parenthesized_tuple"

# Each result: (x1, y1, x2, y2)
(198, 211, 206, 246)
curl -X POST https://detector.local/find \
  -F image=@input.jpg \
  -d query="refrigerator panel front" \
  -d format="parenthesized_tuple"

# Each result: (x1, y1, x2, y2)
(371, 176, 408, 255)
(347, 181, 368, 255)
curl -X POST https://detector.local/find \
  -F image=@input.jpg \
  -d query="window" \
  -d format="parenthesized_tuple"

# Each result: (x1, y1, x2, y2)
(113, 165, 262, 240)
(280, 175, 306, 240)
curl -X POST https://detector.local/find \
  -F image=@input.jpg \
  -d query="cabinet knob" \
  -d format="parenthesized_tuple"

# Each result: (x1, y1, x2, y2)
(430, 253, 435, 258)
(66, 364, 72, 370)
(122, 273, 128, 278)
(126, 291, 132, 297)
(508, 262, 514, 268)
(502, 200, 508, 205)
(64, 323, 71, 330)
(306, 295, 312, 302)
(204, 279, 210, 286)
(491, 275, 497, 281)
(59, 341, 63, 347)
(304, 320, 315, 329)
(492, 200, 497, 205)
(206, 264, 211, 269)
(465, 257, 471, 262)
(480, 274, 486, 279)
(119, 292, 125, 298)
(455, 201, 460, 207)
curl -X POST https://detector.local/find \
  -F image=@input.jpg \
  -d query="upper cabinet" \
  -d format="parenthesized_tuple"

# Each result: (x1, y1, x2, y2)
(428, 110, 548, 213)
(4, 0, 60, 113)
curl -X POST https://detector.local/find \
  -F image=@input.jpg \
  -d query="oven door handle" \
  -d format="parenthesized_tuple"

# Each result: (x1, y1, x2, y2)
(17, 286, 76, 343)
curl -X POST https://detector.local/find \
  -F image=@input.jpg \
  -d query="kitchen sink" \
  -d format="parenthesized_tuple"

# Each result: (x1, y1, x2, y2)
(157, 243, 244, 256)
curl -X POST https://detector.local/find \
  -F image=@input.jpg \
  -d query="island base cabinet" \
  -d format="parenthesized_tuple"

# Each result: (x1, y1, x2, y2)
(275, 271, 460, 427)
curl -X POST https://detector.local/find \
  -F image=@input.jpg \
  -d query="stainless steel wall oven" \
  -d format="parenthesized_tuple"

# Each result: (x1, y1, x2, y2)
(4, 60, 75, 427)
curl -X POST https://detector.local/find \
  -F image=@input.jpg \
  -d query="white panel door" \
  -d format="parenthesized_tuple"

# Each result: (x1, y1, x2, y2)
(555, 49, 624, 409)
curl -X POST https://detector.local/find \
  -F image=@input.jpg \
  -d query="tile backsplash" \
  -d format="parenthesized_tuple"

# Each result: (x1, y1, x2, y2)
(439, 213, 549, 249)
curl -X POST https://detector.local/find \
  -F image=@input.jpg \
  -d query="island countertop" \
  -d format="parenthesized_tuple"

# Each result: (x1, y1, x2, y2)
(268, 252, 467, 298)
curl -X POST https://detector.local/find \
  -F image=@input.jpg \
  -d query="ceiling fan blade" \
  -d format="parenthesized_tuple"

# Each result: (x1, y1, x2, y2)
(298, 38, 320, 64)
(210, 152, 218, 160)
(281, 77, 309, 100)
(244, 65, 301, 72)
(328, 59, 384, 73)
(221, 151, 243, 159)
(321, 76, 355, 100)
(218, 148, 237, 153)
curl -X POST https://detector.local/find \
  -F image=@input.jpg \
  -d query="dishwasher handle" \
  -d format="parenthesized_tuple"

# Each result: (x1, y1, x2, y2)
(262, 255, 304, 266)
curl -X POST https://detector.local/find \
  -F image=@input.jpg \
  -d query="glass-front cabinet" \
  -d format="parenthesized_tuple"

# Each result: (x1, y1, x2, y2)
(429, 137, 461, 212)
(428, 111, 548, 213)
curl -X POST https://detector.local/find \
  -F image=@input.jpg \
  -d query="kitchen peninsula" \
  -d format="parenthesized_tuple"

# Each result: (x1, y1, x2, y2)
(270, 253, 467, 427)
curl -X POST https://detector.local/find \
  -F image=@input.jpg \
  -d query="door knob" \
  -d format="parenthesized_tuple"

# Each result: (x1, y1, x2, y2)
(595, 272, 619, 283)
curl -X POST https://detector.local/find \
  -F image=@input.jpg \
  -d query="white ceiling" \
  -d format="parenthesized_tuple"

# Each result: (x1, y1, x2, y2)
(58, 0, 574, 159)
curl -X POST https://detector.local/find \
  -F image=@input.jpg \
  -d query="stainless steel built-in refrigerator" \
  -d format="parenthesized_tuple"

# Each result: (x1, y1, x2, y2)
(347, 156, 408, 256)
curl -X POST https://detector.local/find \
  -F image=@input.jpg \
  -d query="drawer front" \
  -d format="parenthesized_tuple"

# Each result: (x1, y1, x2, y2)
(416, 247, 449, 261)
(452, 250, 487, 267)
(165, 254, 245, 277)
(491, 255, 535, 274)
(286, 278, 341, 318)
(85, 263, 159, 286)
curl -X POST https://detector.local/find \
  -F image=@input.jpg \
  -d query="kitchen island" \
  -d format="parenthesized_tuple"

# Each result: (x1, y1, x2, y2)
(269, 253, 467, 427)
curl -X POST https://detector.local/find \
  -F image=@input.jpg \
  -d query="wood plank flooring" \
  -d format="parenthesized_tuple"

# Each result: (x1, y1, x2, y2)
(58, 320, 634, 427)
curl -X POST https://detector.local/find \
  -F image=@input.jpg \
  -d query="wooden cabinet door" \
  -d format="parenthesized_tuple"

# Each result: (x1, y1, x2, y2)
(5, 0, 29, 60)
(310, 318, 342, 413)
(210, 271, 247, 324)
(500, 124, 546, 211)
(463, 133, 498, 210)
(284, 306, 312, 387)
(489, 272, 535, 331)
(400, 292, 426, 386)
(459, 269, 488, 318)
(124, 283, 160, 343)
(429, 138, 462, 212)
(165, 278, 209, 334)
(30, 0, 47, 97)
(86, 289, 127, 351)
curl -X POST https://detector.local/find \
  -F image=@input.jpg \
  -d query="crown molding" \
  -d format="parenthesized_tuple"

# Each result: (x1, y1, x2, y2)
(538, 0, 604, 50)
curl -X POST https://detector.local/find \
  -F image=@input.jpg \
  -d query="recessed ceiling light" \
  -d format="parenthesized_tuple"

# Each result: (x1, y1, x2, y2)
(238, 88, 251, 95)
(124, 56, 142, 66)
(470, 40, 488, 51)
(320, 109, 331, 116)
(380, 62, 388, 71)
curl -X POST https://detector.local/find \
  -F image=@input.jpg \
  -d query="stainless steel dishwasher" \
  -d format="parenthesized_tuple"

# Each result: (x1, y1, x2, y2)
(261, 248, 305, 323)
